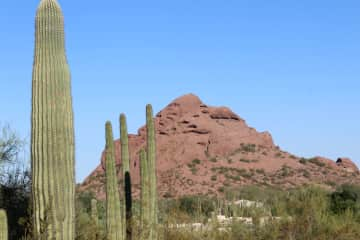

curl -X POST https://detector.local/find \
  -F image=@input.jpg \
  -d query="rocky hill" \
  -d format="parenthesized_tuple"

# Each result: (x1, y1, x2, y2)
(81, 94, 359, 199)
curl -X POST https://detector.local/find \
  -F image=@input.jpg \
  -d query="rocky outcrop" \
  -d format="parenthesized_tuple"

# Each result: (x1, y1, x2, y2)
(81, 94, 360, 199)
(336, 158, 359, 173)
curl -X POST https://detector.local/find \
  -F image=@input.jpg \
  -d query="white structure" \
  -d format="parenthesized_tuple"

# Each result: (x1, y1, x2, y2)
(232, 199, 264, 208)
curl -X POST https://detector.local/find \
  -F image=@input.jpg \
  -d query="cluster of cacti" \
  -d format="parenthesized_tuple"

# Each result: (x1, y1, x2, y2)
(0, 209, 8, 240)
(103, 105, 158, 240)
(30, 1, 159, 239)
(105, 122, 123, 239)
(31, 0, 75, 239)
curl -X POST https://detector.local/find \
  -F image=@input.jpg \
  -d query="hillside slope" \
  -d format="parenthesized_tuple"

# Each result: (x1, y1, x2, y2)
(81, 94, 359, 199)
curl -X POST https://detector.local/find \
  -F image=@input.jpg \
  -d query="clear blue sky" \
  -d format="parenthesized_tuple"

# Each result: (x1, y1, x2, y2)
(0, 0, 359, 183)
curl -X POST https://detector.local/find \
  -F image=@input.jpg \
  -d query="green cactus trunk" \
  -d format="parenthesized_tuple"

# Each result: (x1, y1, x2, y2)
(146, 104, 158, 240)
(120, 114, 132, 240)
(139, 149, 150, 240)
(91, 199, 98, 225)
(120, 114, 130, 177)
(105, 122, 123, 240)
(31, 0, 75, 239)
(0, 210, 8, 240)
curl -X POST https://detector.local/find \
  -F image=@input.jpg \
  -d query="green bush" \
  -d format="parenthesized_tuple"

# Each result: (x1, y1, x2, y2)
(192, 159, 201, 165)
(75, 191, 106, 240)
(240, 143, 257, 153)
(330, 184, 360, 215)
(309, 157, 326, 167)
(299, 158, 307, 164)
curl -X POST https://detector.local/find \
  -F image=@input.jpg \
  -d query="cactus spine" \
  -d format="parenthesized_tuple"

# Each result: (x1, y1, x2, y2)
(146, 104, 158, 240)
(105, 122, 123, 240)
(120, 114, 132, 240)
(0, 210, 7, 240)
(31, 0, 75, 238)
(139, 149, 150, 240)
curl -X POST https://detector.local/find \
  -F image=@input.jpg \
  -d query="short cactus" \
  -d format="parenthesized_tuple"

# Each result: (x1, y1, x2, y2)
(105, 121, 123, 240)
(31, 0, 75, 238)
(0, 209, 8, 240)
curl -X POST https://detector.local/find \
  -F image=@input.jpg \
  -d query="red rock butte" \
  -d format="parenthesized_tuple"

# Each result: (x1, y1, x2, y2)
(81, 94, 359, 199)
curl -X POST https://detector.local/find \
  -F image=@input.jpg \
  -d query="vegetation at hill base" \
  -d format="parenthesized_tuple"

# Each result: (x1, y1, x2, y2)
(3, 173, 360, 240)
(73, 184, 360, 240)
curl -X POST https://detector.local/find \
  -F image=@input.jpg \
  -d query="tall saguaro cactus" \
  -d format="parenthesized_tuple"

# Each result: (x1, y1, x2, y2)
(31, 0, 75, 238)
(120, 114, 132, 240)
(146, 104, 158, 240)
(0, 209, 8, 240)
(105, 122, 123, 240)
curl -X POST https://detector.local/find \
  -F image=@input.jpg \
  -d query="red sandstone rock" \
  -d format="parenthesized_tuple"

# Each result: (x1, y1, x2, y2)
(336, 158, 359, 173)
(81, 94, 360, 199)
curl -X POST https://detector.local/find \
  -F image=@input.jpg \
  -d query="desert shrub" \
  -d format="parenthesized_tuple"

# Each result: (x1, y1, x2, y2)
(240, 143, 257, 153)
(330, 184, 360, 216)
(299, 158, 307, 164)
(0, 124, 25, 164)
(209, 157, 217, 162)
(276, 186, 360, 239)
(175, 195, 215, 218)
(308, 157, 326, 167)
(240, 158, 251, 163)
(225, 185, 282, 201)
(325, 180, 336, 187)
(75, 211, 106, 240)
(156, 186, 360, 240)
(75, 191, 106, 240)
(302, 169, 311, 178)
(280, 165, 292, 177)
(192, 159, 201, 165)
(187, 159, 201, 174)
(230, 220, 282, 240)
(239, 158, 259, 163)
(0, 165, 31, 239)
